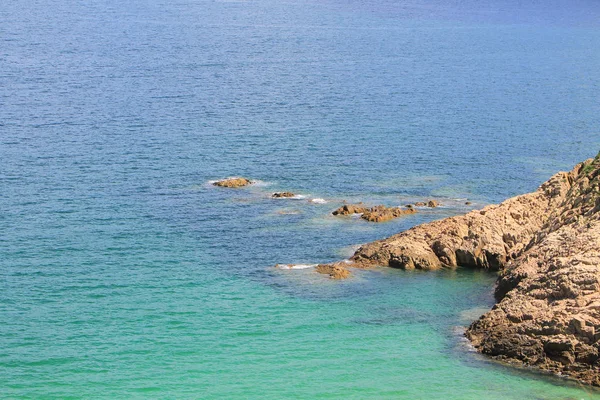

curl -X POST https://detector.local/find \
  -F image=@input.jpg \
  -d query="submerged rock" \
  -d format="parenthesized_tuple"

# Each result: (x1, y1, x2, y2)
(318, 153, 600, 386)
(213, 177, 252, 188)
(332, 204, 417, 222)
(272, 192, 296, 198)
(412, 200, 441, 207)
(315, 262, 351, 279)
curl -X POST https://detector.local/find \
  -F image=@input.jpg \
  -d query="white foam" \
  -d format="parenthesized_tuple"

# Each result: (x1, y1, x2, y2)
(273, 194, 307, 200)
(310, 198, 327, 204)
(276, 263, 317, 270)
(251, 180, 271, 187)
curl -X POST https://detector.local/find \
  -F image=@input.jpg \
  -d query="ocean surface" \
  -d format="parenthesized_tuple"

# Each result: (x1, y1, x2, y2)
(3, 0, 600, 398)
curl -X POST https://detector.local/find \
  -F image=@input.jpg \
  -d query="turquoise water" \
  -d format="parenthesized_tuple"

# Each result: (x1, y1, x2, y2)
(3, 0, 600, 398)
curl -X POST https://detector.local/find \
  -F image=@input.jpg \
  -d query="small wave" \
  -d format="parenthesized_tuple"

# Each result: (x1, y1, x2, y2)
(336, 246, 359, 258)
(275, 209, 302, 215)
(275, 263, 317, 270)
(251, 180, 271, 187)
(272, 194, 307, 200)
(310, 198, 327, 204)
(452, 326, 477, 351)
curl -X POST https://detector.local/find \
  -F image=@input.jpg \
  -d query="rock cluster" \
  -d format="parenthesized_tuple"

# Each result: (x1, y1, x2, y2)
(213, 177, 252, 188)
(413, 200, 440, 207)
(332, 204, 417, 222)
(318, 155, 600, 386)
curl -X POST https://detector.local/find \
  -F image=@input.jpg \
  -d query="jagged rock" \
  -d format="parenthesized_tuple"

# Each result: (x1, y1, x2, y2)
(272, 192, 295, 198)
(315, 263, 350, 279)
(332, 204, 416, 222)
(213, 177, 252, 188)
(318, 154, 600, 386)
(414, 202, 426, 207)
(332, 204, 369, 216)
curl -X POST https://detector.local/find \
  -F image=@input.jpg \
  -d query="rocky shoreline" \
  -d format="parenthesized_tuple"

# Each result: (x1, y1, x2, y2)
(316, 156, 600, 386)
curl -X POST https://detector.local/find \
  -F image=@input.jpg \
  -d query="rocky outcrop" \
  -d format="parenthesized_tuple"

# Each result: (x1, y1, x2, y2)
(466, 156, 600, 386)
(332, 203, 369, 215)
(345, 166, 575, 270)
(332, 204, 417, 222)
(413, 200, 441, 207)
(272, 192, 296, 198)
(319, 154, 600, 385)
(315, 262, 351, 279)
(213, 177, 252, 188)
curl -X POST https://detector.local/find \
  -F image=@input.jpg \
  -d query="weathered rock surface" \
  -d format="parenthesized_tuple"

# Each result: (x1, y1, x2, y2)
(272, 192, 296, 198)
(427, 200, 440, 208)
(320, 155, 600, 385)
(332, 204, 417, 222)
(466, 157, 600, 386)
(315, 262, 351, 279)
(213, 177, 252, 188)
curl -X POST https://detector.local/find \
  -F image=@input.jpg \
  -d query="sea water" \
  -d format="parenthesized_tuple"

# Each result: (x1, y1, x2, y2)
(2, 0, 600, 398)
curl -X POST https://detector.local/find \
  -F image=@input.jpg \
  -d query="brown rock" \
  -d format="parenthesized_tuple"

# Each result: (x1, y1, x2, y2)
(332, 204, 369, 216)
(332, 204, 416, 222)
(213, 177, 252, 188)
(272, 192, 296, 198)
(362, 205, 416, 222)
(315, 263, 351, 279)
(412, 200, 441, 207)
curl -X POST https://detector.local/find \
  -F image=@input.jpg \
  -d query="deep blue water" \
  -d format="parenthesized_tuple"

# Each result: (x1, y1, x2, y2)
(2, 0, 600, 398)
